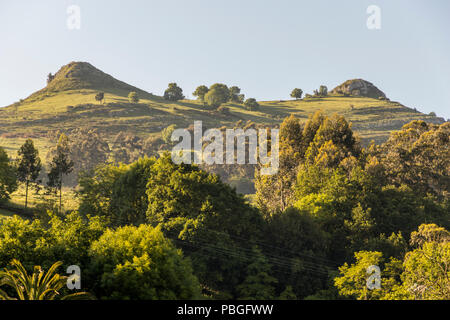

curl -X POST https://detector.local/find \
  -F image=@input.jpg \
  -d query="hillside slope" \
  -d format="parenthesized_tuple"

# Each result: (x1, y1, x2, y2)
(29, 61, 156, 100)
(0, 62, 445, 157)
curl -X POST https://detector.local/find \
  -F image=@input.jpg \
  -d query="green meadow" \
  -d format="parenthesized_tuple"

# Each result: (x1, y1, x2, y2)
(0, 88, 441, 157)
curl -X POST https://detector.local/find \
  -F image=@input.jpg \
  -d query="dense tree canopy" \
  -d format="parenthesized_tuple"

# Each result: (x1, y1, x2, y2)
(290, 88, 303, 100)
(193, 85, 209, 102)
(0, 108, 448, 300)
(204, 83, 230, 108)
(145, 155, 265, 297)
(164, 83, 185, 101)
(0, 147, 17, 203)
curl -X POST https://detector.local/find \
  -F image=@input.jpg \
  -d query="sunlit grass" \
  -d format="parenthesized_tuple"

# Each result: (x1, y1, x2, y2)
(8, 184, 79, 212)
(0, 89, 438, 160)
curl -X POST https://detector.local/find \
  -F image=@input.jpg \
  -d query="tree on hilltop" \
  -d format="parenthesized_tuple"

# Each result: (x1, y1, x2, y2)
(193, 85, 209, 103)
(164, 83, 184, 101)
(290, 88, 303, 100)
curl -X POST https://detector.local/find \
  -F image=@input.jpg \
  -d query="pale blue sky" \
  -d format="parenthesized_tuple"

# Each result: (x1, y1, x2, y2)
(0, 0, 449, 119)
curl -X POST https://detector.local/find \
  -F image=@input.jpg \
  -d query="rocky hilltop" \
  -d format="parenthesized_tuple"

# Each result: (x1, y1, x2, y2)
(331, 79, 387, 99)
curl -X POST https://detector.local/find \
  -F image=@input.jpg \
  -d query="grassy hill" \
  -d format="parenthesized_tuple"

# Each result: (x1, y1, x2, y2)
(0, 62, 445, 158)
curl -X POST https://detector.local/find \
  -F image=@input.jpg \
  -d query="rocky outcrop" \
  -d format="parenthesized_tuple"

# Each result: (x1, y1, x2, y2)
(331, 79, 387, 99)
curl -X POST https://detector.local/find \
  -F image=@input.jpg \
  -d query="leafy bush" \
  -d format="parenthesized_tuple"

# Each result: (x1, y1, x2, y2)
(161, 124, 177, 144)
(128, 92, 139, 103)
(244, 98, 259, 111)
(88, 224, 201, 300)
(164, 83, 184, 101)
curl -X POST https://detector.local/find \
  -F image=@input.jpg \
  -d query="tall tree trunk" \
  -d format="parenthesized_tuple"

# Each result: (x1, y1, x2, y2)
(25, 180, 29, 209)
(59, 185, 62, 213)
(59, 172, 62, 213)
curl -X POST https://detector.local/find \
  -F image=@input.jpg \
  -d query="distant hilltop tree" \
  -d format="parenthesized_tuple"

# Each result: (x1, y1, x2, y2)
(47, 73, 55, 84)
(313, 85, 328, 97)
(204, 83, 230, 108)
(195, 83, 244, 107)
(319, 85, 328, 96)
(229, 86, 243, 103)
(290, 88, 303, 100)
(164, 83, 185, 101)
(244, 98, 260, 111)
(193, 85, 209, 103)
(95, 92, 105, 104)
(128, 91, 139, 103)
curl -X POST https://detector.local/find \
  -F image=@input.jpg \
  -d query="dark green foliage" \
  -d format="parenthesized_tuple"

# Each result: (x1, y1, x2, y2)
(0, 147, 17, 203)
(255, 111, 357, 215)
(204, 83, 230, 108)
(229, 86, 242, 103)
(16, 139, 42, 208)
(193, 85, 209, 102)
(256, 110, 448, 299)
(164, 83, 185, 101)
(237, 246, 278, 300)
(47, 73, 54, 84)
(244, 98, 259, 111)
(47, 134, 74, 212)
(78, 158, 155, 226)
(78, 163, 127, 220)
(95, 92, 104, 103)
(304, 113, 361, 166)
(264, 207, 329, 298)
(290, 88, 303, 100)
(319, 85, 328, 96)
(146, 155, 265, 297)
(109, 158, 155, 226)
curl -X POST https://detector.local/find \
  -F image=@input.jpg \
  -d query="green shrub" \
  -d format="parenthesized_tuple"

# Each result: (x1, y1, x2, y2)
(244, 98, 259, 111)
(88, 224, 201, 300)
